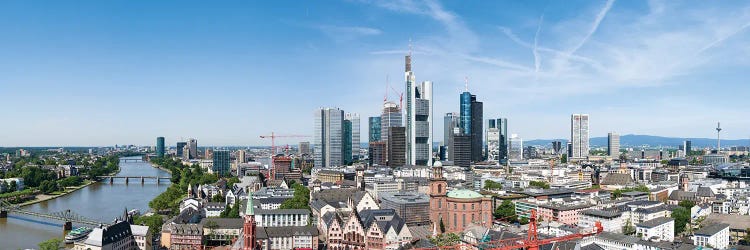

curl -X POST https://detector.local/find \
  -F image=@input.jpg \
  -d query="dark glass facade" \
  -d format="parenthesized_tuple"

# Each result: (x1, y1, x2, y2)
(212, 150, 230, 177)
(369, 116, 382, 142)
(343, 120, 352, 165)
(156, 137, 165, 158)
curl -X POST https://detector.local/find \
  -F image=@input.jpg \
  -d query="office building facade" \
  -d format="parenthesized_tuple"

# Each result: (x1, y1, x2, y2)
(368, 116, 381, 142)
(345, 113, 360, 162)
(156, 137, 165, 158)
(380, 101, 402, 142)
(486, 118, 508, 163)
(343, 120, 352, 165)
(443, 112, 459, 161)
(176, 142, 187, 158)
(387, 127, 406, 167)
(298, 142, 310, 155)
(212, 150, 230, 177)
(509, 134, 524, 161)
(452, 134, 471, 168)
(608, 132, 620, 157)
(188, 138, 198, 160)
(404, 53, 433, 166)
(314, 107, 344, 168)
(460, 92, 483, 162)
(570, 114, 590, 159)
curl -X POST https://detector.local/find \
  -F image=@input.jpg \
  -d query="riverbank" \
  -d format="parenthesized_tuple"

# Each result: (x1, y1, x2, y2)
(19, 180, 96, 207)
(18, 163, 123, 207)
(150, 162, 172, 174)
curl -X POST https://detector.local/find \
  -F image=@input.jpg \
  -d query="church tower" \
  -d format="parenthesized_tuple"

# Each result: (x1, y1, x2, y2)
(243, 192, 257, 250)
(429, 161, 447, 233)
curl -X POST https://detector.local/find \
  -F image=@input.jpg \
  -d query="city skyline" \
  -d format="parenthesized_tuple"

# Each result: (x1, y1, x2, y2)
(3, 1, 750, 146)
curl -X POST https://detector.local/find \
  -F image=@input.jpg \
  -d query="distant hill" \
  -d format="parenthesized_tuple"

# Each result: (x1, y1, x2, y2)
(525, 134, 750, 148)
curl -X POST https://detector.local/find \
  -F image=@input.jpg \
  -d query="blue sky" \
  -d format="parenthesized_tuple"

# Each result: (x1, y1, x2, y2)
(1, 0, 749, 146)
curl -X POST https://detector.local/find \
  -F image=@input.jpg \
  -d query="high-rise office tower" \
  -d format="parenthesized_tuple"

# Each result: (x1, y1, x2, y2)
(452, 134, 471, 168)
(343, 119, 353, 164)
(443, 113, 459, 160)
(237, 149, 247, 164)
(369, 116, 382, 142)
(314, 107, 344, 168)
(486, 118, 508, 163)
(346, 113, 360, 162)
(509, 134, 524, 161)
(156, 137, 165, 158)
(470, 96, 483, 161)
(570, 114, 590, 159)
(369, 141, 387, 166)
(608, 132, 620, 157)
(380, 101, 402, 142)
(188, 138, 198, 159)
(684, 140, 692, 156)
(387, 127, 406, 167)
(404, 53, 433, 166)
(459, 91, 483, 162)
(176, 141, 187, 158)
(552, 141, 562, 155)
(298, 142, 310, 155)
(212, 150, 230, 177)
(205, 148, 214, 160)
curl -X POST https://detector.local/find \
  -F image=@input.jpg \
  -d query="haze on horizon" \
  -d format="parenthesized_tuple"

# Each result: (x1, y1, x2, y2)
(1, 0, 749, 147)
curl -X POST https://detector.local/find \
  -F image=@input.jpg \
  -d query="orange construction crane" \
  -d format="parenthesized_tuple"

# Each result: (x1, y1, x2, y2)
(259, 132, 310, 155)
(416, 209, 602, 250)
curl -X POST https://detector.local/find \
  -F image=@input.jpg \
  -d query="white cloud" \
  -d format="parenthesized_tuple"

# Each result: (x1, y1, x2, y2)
(316, 25, 382, 42)
(353, 0, 750, 139)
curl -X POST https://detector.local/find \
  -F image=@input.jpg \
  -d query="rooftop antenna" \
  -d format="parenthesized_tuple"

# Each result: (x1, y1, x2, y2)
(465, 76, 469, 92)
(716, 122, 722, 151)
(408, 38, 412, 56)
(384, 75, 389, 104)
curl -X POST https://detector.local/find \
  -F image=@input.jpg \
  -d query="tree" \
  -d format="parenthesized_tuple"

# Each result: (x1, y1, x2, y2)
(623, 218, 636, 235)
(38, 237, 62, 250)
(678, 200, 695, 209)
(529, 181, 550, 189)
(439, 218, 446, 233)
(39, 180, 58, 194)
(133, 214, 164, 237)
(212, 194, 225, 203)
(519, 217, 529, 225)
(561, 154, 568, 163)
(429, 233, 461, 247)
(671, 207, 691, 234)
(484, 180, 503, 190)
(9, 180, 17, 192)
(279, 183, 310, 209)
(494, 200, 517, 222)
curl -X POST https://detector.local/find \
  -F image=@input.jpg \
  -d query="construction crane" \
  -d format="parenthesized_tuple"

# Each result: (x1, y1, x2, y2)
(259, 132, 311, 155)
(416, 210, 603, 250)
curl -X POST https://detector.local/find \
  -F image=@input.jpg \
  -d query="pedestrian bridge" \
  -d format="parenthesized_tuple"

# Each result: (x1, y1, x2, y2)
(98, 176, 171, 184)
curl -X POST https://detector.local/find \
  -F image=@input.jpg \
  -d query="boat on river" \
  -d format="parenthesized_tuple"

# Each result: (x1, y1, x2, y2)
(64, 227, 93, 244)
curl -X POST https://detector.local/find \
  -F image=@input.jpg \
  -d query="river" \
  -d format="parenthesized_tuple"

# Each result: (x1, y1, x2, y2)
(0, 156, 170, 249)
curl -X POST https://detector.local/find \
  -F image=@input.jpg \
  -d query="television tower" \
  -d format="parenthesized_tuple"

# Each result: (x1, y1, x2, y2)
(716, 122, 722, 151)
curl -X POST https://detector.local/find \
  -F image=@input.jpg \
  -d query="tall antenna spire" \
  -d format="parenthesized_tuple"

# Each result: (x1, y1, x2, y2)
(716, 122, 722, 151)
(405, 39, 412, 72)
(408, 38, 412, 56)
(464, 76, 469, 92)
(384, 75, 389, 104)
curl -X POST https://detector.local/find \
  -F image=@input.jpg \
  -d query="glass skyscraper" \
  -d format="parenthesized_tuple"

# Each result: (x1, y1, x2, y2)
(380, 102, 402, 142)
(404, 54, 433, 166)
(343, 119, 352, 165)
(459, 92, 483, 162)
(156, 137, 165, 158)
(570, 114, 590, 159)
(314, 107, 344, 167)
(369, 116, 382, 142)
(345, 113, 360, 162)
(212, 150, 230, 177)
